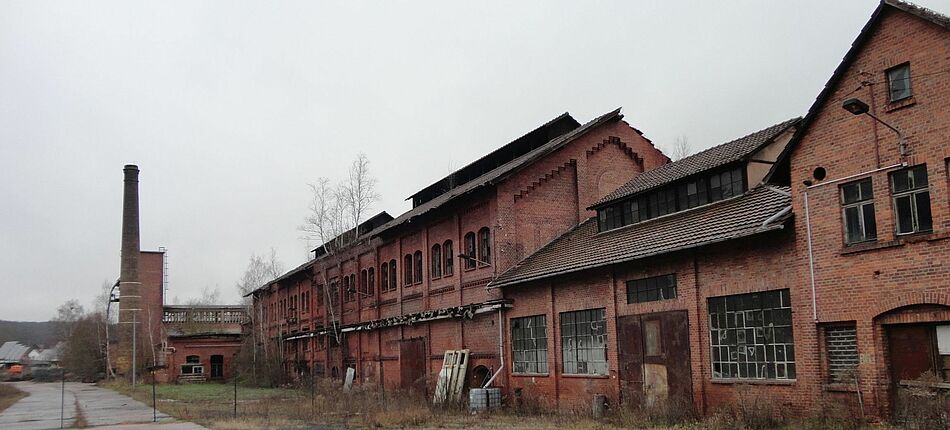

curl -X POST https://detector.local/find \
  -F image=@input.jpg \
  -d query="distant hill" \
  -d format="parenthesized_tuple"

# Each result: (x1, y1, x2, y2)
(0, 320, 61, 348)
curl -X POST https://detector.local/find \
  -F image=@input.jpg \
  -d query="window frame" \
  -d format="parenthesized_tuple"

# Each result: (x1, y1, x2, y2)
(824, 324, 859, 384)
(560, 308, 608, 376)
(443, 240, 454, 276)
(380, 262, 389, 292)
(890, 165, 932, 235)
(389, 259, 397, 290)
(708, 289, 796, 381)
(413, 250, 423, 284)
(886, 62, 912, 103)
(511, 315, 549, 375)
(840, 178, 877, 245)
(430, 244, 442, 279)
(404, 254, 413, 286)
(464, 232, 476, 270)
(626, 274, 677, 304)
(478, 227, 491, 266)
(367, 268, 375, 296)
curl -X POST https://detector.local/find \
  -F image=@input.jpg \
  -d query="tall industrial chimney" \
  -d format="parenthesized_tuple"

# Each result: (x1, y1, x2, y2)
(117, 164, 141, 379)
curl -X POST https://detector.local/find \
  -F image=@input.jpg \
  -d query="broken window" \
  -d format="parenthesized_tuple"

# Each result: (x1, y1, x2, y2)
(511, 315, 548, 374)
(841, 179, 877, 244)
(825, 324, 859, 384)
(891, 165, 932, 235)
(709, 289, 796, 380)
(414, 251, 423, 283)
(887, 63, 912, 102)
(478, 227, 491, 265)
(626, 274, 677, 304)
(464, 232, 476, 270)
(443, 240, 454, 276)
(431, 244, 442, 278)
(181, 355, 203, 375)
(560, 308, 608, 375)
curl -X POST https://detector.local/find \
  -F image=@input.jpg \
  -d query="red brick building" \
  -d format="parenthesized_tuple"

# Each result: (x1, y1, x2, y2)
(248, 109, 669, 390)
(251, 0, 948, 421)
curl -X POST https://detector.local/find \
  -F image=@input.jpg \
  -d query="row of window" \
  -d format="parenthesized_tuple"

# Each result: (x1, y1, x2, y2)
(598, 167, 746, 232)
(510, 288, 797, 381)
(841, 164, 932, 244)
(270, 228, 493, 319)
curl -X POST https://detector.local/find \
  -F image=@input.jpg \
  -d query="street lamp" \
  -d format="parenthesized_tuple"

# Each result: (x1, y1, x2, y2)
(841, 98, 907, 158)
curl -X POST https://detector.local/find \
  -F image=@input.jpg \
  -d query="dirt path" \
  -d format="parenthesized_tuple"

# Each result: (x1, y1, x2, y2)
(0, 382, 206, 429)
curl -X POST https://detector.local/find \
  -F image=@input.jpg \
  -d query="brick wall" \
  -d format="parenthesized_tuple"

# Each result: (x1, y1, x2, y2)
(789, 8, 950, 418)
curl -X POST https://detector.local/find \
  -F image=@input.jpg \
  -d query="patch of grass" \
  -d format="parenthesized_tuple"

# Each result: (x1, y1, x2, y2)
(73, 398, 89, 428)
(0, 383, 27, 413)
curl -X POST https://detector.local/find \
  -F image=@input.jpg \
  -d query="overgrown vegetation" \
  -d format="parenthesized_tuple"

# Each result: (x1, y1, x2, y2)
(0, 383, 27, 413)
(893, 372, 950, 430)
(98, 379, 911, 430)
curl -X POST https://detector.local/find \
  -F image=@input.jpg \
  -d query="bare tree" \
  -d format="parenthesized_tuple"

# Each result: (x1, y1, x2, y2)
(186, 286, 222, 306)
(670, 134, 692, 161)
(236, 248, 285, 305)
(298, 153, 380, 344)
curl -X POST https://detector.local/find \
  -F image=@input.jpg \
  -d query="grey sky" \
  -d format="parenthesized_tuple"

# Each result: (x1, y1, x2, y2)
(2, 1, 946, 321)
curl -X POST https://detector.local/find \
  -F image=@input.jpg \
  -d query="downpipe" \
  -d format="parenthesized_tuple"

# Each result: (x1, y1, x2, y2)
(482, 308, 504, 388)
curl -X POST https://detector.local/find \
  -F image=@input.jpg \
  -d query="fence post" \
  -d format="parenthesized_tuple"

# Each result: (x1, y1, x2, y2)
(60, 368, 65, 429)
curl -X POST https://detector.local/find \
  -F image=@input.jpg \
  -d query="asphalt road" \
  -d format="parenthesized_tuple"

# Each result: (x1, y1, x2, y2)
(0, 381, 207, 430)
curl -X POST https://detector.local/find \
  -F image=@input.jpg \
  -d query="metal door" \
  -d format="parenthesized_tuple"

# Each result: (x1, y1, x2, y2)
(617, 311, 693, 408)
(400, 337, 427, 394)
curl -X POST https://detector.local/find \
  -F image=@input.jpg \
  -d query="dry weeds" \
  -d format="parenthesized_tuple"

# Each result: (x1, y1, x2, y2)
(0, 383, 27, 414)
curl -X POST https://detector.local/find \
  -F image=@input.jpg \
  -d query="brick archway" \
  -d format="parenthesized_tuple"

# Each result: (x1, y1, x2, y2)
(870, 292, 950, 321)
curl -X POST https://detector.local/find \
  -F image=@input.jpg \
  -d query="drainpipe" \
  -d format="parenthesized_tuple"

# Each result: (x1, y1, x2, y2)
(802, 162, 905, 323)
(482, 308, 505, 388)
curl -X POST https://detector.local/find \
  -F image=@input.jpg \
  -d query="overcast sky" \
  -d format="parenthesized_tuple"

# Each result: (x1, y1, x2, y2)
(2, 1, 946, 321)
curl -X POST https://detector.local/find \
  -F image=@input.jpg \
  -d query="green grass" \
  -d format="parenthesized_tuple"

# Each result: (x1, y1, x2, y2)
(120, 382, 292, 402)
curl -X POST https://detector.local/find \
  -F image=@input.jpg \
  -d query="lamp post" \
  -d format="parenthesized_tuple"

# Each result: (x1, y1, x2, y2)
(841, 98, 907, 159)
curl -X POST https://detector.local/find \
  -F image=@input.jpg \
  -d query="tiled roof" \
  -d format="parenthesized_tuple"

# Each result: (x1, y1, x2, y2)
(375, 108, 629, 235)
(490, 185, 792, 289)
(592, 118, 799, 208)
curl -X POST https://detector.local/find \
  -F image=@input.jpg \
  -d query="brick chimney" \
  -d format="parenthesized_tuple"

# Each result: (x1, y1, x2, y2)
(117, 164, 141, 378)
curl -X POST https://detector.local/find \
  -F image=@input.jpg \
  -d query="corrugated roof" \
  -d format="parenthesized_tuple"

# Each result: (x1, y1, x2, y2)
(0, 341, 32, 363)
(592, 118, 800, 209)
(490, 185, 792, 289)
(375, 108, 628, 235)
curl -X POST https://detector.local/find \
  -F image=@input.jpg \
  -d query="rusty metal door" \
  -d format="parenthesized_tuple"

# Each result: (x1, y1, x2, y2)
(617, 315, 643, 404)
(618, 311, 693, 408)
(887, 325, 936, 383)
(400, 337, 427, 394)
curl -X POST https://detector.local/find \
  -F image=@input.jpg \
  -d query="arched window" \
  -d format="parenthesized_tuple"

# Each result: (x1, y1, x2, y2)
(389, 259, 397, 290)
(343, 276, 353, 302)
(380, 263, 389, 292)
(360, 270, 368, 296)
(431, 244, 442, 278)
(464, 232, 476, 269)
(367, 268, 375, 296)
(478, 227, 491, 265)
(350, 274, 356, 297)
(414, 250, 423, 283)
(404, 254, 413, 286)
(443, 240, 454, 276)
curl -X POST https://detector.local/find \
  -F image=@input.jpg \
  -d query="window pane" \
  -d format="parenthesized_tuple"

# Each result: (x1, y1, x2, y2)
(887, 65, 911, 101)
(844, 206, 861, 243)
(862, 204, 877, 240)
(895, 196, 914, 234)
(915, 192, 932, 232)
(893, 170, 911, 192)
(859, 180, 873, 199)
(842, 183, 860, 204)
